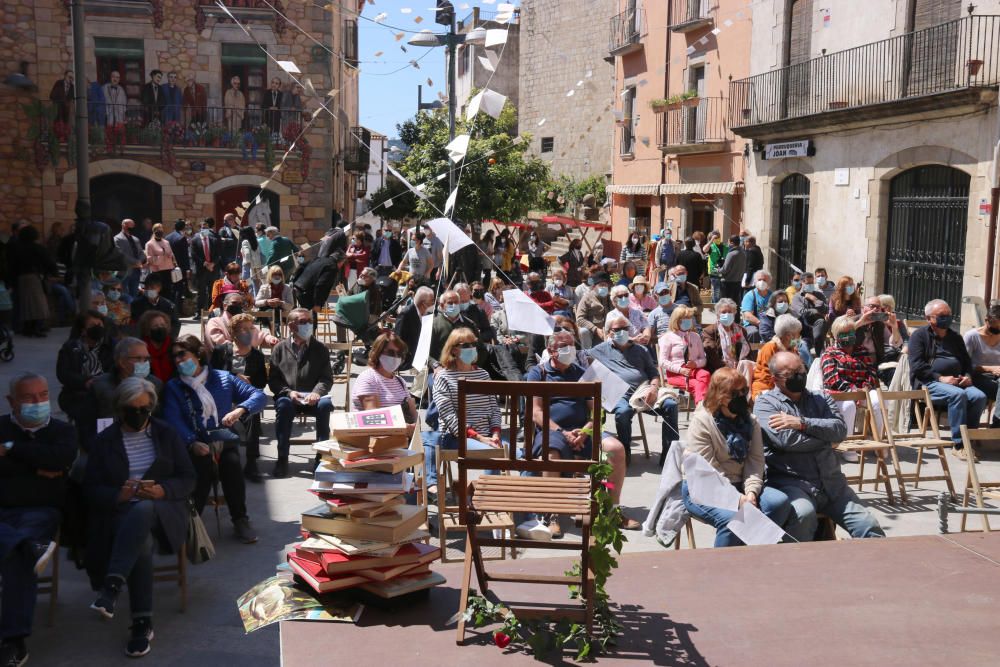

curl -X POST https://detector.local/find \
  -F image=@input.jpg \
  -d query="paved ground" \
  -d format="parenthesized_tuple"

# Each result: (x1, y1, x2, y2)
(4, 319, 998, 665)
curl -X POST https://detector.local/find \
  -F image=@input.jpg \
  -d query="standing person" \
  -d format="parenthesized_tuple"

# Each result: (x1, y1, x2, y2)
(84, 378, 196, 658)
(217, 213, 239, 267)
(964, 300, 1000, 427)
(0, 373, 76, 667)
(181, 74, 207, 125)
(479, 230, 496, 285)
(164, 220, 191, 307)
(255, 224, 273, 266)
(238, 226, 263, 294)
(559, 237, 586, 288)
(620, 232, 647, 267)
(161, 72, 182, 124)
(371, 228, 402, 277)
(658, 306, 711, 404)
(398, 232, 433, 284)
(265, 227, 298, 278)
(263, 77, 285, 135)
(48, 70, 75, 126)
(345, 232, 370, 283)
(191, 219, 221, 317)
(653, 230, 675, 283)
(9, 225, 59, 337)
(140, 70, 165, 124)
(424, 228, 445, 281)
(526, 230, 547, 277)
(102, 71, 127, 152)
(742, 235, 764, 297)
(143, 223, 176, 290)
(162, 335, 264, 542)
(705, 230, 728, 303)
(676, 238, 704, 289)
(719, 235, 745, 303)
(494, 229, 514, 273)
(223, 75, 246, 134)
(114, 219, 147, 300)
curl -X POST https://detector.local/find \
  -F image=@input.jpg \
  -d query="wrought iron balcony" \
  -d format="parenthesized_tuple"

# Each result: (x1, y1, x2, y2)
(669, 0, 713, 33)
(656, 96, 730, 154)
(609, 7, 643, 56)
(343, 127, 371, 173)
(729, 15, 1000, 137)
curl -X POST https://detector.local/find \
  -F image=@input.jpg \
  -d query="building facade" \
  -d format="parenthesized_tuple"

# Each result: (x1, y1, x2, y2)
(608, 0, 752, 243)
(733, 0, 1000, 323)
(0, 0, 364, 244)
(517, 0, 615, 182)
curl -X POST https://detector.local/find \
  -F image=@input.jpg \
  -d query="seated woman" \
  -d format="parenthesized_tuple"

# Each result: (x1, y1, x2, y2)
(616, 260, 639, 287)
(758, 291, 791, 343)
(427, 327, 502, 497)
(102, 284, 131, 329)
(137, 310, 174, 384)
(658, 306, 711, 403)
(751, 313, 802, 401)
(57, 309, 115, 441)
(681, 368, 791, 547)
(254, 265, 295, 316)
(821, 316, 883, 446)
(545, 266, 575, 316)
(350, 332, 417, 424)
(210, 262, 253, 311)
(162, 335, 266, 544)
(209, 314, 269, 482)
(206, 293, 278, 350)
(964, 300, 1000, 427)
(609, 284, 650, 345)
(84, 377, 196, 658)
(701, 297, 754, 386)
(628, 276, 656, 312)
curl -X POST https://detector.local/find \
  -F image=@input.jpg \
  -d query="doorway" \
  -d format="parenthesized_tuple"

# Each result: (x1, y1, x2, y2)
(777, 174, 810, 288)
(214, 187, 280, 229)
(90, 174, 162, 233)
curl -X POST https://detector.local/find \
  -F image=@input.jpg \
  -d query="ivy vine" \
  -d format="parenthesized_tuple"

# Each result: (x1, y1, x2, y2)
(464, 454, 626, 661)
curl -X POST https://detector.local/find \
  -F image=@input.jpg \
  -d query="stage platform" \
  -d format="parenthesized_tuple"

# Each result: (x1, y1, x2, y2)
(280, 532, 1000, 666)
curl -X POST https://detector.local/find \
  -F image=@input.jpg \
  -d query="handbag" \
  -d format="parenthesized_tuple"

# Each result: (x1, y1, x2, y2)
(170, 266, 184, 283)
(186, 499, 216, 564)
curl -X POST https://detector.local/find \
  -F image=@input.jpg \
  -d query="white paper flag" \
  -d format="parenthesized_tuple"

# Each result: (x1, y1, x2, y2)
(580, 360, 631, 412)
(478, 55, 496, 72)
(485, 29, 508, 48)
(728, 502, 787, 546)
(387, 164, 429, 200)
(445, 134, 470, 162)
(683, 453, 742, 511)
(277, 60, 301, 74)
(477, 89, 506, 118)
(444, 188, 458, 216)
(425, 217, 474, 252)
(411, 313, 434, 370)
(502, 289, 555, 336)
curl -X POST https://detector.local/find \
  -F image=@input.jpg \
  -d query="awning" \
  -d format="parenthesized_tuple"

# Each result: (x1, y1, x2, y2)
(605, 184, 662, 196)
(659, 182, 741, 195)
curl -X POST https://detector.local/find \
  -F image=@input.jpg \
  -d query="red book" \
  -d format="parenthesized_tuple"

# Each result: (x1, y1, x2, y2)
(293, 541, 438, 576)
(286, 554, 368, 593)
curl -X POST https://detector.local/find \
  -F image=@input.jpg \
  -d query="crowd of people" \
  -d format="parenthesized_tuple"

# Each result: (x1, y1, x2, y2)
(3, 212, 999, 665)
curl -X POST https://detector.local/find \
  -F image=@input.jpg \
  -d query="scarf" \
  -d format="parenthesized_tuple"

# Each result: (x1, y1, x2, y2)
(718, 324, 737, 367)
(181, 367, 219, 428)
(714, 413, 752, 463)
(146, 336, 173, 382)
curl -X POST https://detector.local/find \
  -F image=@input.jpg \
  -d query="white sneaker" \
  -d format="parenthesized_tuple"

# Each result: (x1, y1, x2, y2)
(515, 519, 552, 541)
(839, 450, 860, 463)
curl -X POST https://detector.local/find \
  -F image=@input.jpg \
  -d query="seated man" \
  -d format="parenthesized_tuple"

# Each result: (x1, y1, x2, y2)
(575, 271, 611, 349)
(588, 311, 679, 465)
(0, 373, 76, 666)
(93, 337, 164, 422)
(908, 298, 987, 460)
(741, 269, 772, 343)
(393, 286, 435, 371)
(754, 351, 885, 541)
(644, 281, 676, 342)
(129, 274, 180, 338)
(790, 271, 828, 354)
(668, 264, 703, 321)
(525, 330, 640, 536)
(268, 308, 333, 478)
(206, 293, 277, 350)
(428, 290, 482, 365)
(524, 271, 557, 314)
(455, 282, 495, 344)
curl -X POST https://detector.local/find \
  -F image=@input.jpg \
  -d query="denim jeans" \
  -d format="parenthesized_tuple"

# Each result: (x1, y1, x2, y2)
(681, 482, 791, 547)
(274, 395, 333, 457)
(107, 500, 156, 619)
(710, 275, 722, 303)
(925, 381, 987, 445)
(0, 507, 61, 639)
(777, 482, 885, 542)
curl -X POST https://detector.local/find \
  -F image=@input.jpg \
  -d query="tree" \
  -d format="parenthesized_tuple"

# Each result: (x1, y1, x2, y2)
(539, 174, 608, 216)
(368, 100, 550, 223)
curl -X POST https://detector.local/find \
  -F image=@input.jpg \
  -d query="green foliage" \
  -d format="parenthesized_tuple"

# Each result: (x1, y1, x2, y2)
(464, 453, 625, 661)
(368, 103, 550, 223)
(540, 174, 607, 215)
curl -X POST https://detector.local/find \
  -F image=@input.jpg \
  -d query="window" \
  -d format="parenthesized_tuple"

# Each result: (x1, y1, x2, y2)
(221, 43, 267, 111)
(540, 136, 554, 153)
(620, 87, 636, 154)
(95, 37, 144, 103)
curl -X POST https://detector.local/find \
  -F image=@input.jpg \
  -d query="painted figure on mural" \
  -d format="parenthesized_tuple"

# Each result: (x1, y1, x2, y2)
(102, 71, 128, 153)
(264, 77, 285, 135)
(87, 76, 106, 127)
(182, 75, 207, 125)
(224, 75, 246, 134)
(141, 69, 166, 124)
(163, 71, 183, 123)
(284, 83, 304, 128)
(48, 69, 75, 126)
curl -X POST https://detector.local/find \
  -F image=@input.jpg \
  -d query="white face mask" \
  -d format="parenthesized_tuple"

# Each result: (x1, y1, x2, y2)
(553, 279, 564, 287)
(756, 280, 769, 292)
(379, 354, 402, 373)
(556, 346, 576, 365)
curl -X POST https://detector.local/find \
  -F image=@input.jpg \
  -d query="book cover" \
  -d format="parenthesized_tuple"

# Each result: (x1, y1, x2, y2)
(302, 529, 432, 556)
(332, 405, 407, 438)
(286, 555, 369, 594)
(313, 469, 404, 486)
(293, 541, 437, 577)
(309, 476, 413, 496)
(359, 571, 447, 599)
(312, 441, 368, 461)
(301, 504, 426, 543)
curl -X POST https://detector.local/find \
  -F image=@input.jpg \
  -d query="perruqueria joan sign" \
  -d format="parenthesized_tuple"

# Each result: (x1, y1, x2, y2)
(764, 139, 813, 159)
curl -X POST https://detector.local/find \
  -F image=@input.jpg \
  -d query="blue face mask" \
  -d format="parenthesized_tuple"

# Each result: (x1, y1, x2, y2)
(586, 277, 594, 286)
(596, 286, 609, 298)
(297, 323, 314, 340)
(19, 401, 50, 426)
(845, 284, 856, 296)
(616, 296, 629, 309)
(444, 304, 460, 318)
(97, 304, 109, 315)
(459, 347, 478, 365)
(934, 315, 954, 330)
(177, 358, 199, 377)
(802, 283, 816, 293)
(775, 302, 789, 314)
(107, 289, 121, 301)
(459, 301, 471, 311)
(719, 312, 735, 326)
(658, 294, 672, 306)
(612, 329, 630, 346)
(792, 280, 801, 289)
(675, 274, 687, 284)
(679, 318, 694, 332)
(132, 361, 150, 378)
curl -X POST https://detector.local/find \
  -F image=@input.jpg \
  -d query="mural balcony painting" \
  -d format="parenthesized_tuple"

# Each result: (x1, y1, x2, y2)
(728, 14, 1000, 139)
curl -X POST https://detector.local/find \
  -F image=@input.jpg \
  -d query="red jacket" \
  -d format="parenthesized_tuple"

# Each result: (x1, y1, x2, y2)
(528, 289, 556, 314)
(145, 336, 174, 383)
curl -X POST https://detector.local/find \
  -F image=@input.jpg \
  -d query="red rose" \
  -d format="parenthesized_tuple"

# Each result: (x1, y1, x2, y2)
(602, 481, 616, 491)
(494, 632, 511, 649)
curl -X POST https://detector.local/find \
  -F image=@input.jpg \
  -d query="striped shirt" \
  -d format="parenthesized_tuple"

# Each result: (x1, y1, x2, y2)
(351, 367, 410, 412)
(122, 429, 157, 481)
(432, 368, 500, 437)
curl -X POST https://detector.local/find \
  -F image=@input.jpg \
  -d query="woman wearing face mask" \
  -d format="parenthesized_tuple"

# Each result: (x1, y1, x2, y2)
(526, 230, 547, 277)
(820, 316, 881, 454)
(546, 267, 575, 314)
(84, 378, 196, 658)
(701, 298, 753, 384)
(138, 311, 174, 383)
(479, 230, 495, 285)
(617, 260, 639, 287)
(210, 314, 269, 482)
(427, 328, 502, 497)
(682, 368, 791, 547)
(254, 266, 294, 316)
(751, 314, 803, 400)
(828, 276, 862, 323)
(964, 300, 1000, 427)
(211, 262, 252, 311)
(103, 283, 131, 327)
(144, 223, 177, 291)
(239, 225, 263, 293)
(609, 284, 649, 345)
(57, 309, 114, 440)
(255, 223, 273, 266)
(659, 306, 711, 403)
(629, 276, 656, 312)
(559, 238, 586, 287)
(351, 332, 417, 422)
(758, 292, 791, 342)
(620, 233, 647, 267)
(162, 335, 265, 544)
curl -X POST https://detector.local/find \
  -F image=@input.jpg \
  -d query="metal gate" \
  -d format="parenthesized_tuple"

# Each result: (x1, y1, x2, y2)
(884, 165, 969, 323)
(777, 174, 810, 288)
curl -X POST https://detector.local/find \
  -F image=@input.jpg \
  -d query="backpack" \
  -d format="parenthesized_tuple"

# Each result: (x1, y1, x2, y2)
(659, 239, 675, 267)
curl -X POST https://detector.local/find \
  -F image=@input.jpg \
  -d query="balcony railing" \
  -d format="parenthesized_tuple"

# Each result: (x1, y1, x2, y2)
(729, 15, 1000, 131)
(343, 127, 371, 173)
(656, 97, 730, 152)
(36, 102, 310, 152)
(619, 124, 635, 156)
(669, 0, 712, 33)
(609, 7, 643, 55)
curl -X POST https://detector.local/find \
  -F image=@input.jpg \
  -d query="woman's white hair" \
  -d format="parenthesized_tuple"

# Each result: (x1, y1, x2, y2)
(610, 284, 630, 298)
(113, 377, 158, 416)
(604, 309, 630, 333)
(773, 313, 803, 339)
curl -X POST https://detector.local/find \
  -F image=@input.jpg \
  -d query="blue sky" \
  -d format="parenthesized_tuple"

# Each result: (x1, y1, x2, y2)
(357, 1, 453, 138)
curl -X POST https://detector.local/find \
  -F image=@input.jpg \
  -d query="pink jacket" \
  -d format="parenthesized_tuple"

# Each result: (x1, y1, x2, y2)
(145, 238, 176, 272)
(205, 314, 278, 350)
(629, 293, 656, 312)
(658, 330, 707, 375)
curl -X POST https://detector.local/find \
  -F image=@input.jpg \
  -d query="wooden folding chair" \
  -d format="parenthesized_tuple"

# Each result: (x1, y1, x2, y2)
(36, 531, 60, 626)
(959, 426, 1000, 532)
(152, 543, 188, 612)
(672, 517, 697, 550)
(875, 387, 957, 497)
(829, 390, 906, 504)
(324, 341, 354, 412)
(454, 379, 600, 645)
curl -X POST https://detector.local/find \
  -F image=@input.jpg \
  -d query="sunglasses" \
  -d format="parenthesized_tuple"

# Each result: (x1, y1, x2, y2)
(610, 327, 630, 333)
(457, 342, 477, 349)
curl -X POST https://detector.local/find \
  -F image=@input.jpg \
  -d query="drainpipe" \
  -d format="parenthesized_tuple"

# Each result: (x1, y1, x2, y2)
(659, 0, 673, 236)
(987, 95, 1000, 303)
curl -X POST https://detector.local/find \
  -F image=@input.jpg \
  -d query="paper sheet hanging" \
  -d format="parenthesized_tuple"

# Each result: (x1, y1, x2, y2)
(682, 453, 742, 511)
(500, 289, 555, 336)
(444, 188, 458, 217)
(445, 134, 470, 162)
(411, 313, 434, 370)
(484, 29, 508, 48)
(424, 217, 474, 252)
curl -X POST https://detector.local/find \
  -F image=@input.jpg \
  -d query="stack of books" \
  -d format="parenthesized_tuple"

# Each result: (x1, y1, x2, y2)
(286, 405, 445, 598)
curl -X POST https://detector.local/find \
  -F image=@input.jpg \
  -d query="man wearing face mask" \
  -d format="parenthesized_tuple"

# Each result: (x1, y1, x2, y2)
(755, 351, 885, 542)
(205, 294, 277, 350)
(740, 269, 772, 343)
(0, 373, 76, 667)
(645, 282, 677, 342)
(575, 271, 612, 349)
(113, 219, 147, 299)
(429, 290, 482, 365)
(454, 283, 494, 344)
(741, 235, 764, 296)
(57, 310, 114, 443)
(909, 299, 986, 461)
(668, 265, 703, 321)
(719, 235, 746, 303)
(814, 268, 835, 300)
(371, 227, 402, 276)
(394, 286, 436, 371)
(93, 338, 163, 422)
(129, 274, 180, 338)
(268, 309, 334, 478)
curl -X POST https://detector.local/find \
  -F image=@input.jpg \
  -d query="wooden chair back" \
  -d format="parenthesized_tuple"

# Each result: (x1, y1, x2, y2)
(874, 387, 947, 442)
(959, 426, 1000, 531)
(828, 390, 877, 440)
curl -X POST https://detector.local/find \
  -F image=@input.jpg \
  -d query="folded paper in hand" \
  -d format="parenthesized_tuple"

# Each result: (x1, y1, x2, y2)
(410, 313, 434, 370)
(501, 289, 554, 336)
(727, 501, 786, 546)
(682, 453, 741, 511)
(580, 360, 630, 412)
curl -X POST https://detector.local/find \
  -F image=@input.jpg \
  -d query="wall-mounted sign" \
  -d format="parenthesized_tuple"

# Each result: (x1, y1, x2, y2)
(190, 161, 206, 172)
(764, 140, 812, 160)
